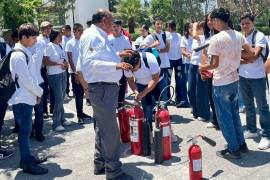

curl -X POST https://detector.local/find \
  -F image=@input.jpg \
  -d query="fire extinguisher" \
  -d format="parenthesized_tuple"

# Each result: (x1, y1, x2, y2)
(129, 104, 144, 155)
(188, 135, 216, 180)
(117, 105, 131, 143)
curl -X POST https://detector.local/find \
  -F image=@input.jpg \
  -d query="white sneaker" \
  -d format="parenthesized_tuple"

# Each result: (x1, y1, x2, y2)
(63, 121, 72, 126)
(258, 137, 270, 150)
(198, 117, 207, 121)
(239, 106, 246, 113)
(54, 125, 65, 132)
(206, 122, 216, 128)
(244, 131, 258, 139)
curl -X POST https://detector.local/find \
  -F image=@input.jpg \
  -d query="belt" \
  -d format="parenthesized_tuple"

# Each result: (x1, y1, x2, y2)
(89, 82, 118, 86)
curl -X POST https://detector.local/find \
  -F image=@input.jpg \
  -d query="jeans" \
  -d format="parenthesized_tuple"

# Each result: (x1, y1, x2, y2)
(213, 81, 245, 152)
(207, 78, 218, 126)
(238, 83, 245, 109)
(239, 77, 270, 138)
(33, 83, 45, 135)
(160, 68, 170, 101)
(71, 73, 84, 117)
(48, 72, 67, 129)
(66, 70, 70, 95)
(187, 64, 210, 120)
(12, 103, 33, 165)
(168, 59, 188, 104)
(136, 78, 167, 130)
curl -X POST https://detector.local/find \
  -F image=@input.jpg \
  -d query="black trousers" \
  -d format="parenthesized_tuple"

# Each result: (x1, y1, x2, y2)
(71, 73, 84, 117)
(118, 74, 127, 108)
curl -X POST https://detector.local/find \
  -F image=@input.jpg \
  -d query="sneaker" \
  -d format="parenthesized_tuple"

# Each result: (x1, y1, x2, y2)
(20, 163, 48, 175)
(78, 117, 85, 125)
(198, 117, 207, 121)
(81, 113, 92, 120)
(62, 121, 72, 126)
(206, 122, 216, 128)
(43, 113, 49, 119)
(216, 148, 241, 159)
(0, 149, 14, 160)
(258, 137, 270, 150)
(176, 101, 190, 108)
(94, 167, 105, 175)
(86, 99, 91, 106)
(239, 106, 246, 113)
(107, 173, 133, 180)
(54, 125, 65, 132)
(35, 133, 45, 142)
(224, 142, 249, 153)
(244, 130, 258, 139)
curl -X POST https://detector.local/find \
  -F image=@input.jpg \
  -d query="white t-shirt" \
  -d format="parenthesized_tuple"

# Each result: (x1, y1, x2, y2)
(62, 35, 73, 50)
(44, 42, 66, 75)
(208, 30, 248, 86)
(168, 32, 182, 60)
(180, 35, 193, 64)
(239, 30, 267, 79)
(65, 37, 80, 73)
(190, 35, 205, 65)
(134, 36, 146, 49)
(142, 31, 172, 68)
(108, 34, 132, 53)
(124, 52, 160, 85)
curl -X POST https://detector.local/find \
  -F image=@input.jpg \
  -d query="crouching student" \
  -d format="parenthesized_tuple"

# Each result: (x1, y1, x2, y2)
(9, 23, 48, 174)
(123, 51, 177, 142)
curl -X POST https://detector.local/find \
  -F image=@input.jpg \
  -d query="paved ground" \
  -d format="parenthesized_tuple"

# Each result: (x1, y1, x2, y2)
(0, 83, 270, 180)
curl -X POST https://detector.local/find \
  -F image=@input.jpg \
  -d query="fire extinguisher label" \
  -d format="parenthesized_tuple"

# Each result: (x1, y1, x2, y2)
(193, 159, 202, 172)
(162, 126, 171, 137)
(130, 121, 139, 142)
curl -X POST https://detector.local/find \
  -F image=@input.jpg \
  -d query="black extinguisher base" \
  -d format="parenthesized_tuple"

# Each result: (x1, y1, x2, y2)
(142, 120, 151, 156)
(154, 128, 163, 164)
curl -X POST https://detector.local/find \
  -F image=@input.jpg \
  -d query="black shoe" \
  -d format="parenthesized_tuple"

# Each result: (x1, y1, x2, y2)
(33, 157, 47, 164)
(21, 163, 48, 175)
(86, 99, 91, 106)
(176, 101, 190, 108)
(94, 168, 105, 175)
(13, 127, 19, 134)
(78, 117, 85, 125)
(107, 173, 133, 180)
(0, 149, 14, 160)
(224, 143, 249, 153)
(81, 113, 92, 120)
(216, 148, 241, 159)
(35, 133, 45, 142)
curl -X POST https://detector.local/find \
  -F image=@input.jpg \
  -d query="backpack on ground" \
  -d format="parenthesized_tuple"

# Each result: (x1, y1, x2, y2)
(0, 49, 29, 102)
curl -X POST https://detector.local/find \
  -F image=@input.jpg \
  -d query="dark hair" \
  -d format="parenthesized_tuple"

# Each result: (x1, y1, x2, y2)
(123, 51, 141, 67)
(73, 23, 83, 31)
(113, 19, 122, 26)
(153, 17, 163, 25)
(203, 14, 211, 39)
(11, 29, 19, 39)
(18, 23, 39, 40)
(142, 24, 149, 31)
(167, 20, 176, 31)
(183, 22, 192, 39)
(210, 7, 231, 23)
(86, 20, 92, 27)
(92, 10, 109, 24)
(49, 30, 61, 42)
(240, 12, 255, 22)
(62, 25, 71, 31)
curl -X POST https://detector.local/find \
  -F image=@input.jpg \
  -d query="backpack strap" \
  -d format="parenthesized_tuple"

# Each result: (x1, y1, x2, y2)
(251, 29, 257, 48)
(162, 32, 167, 45)
(142, 51, 149, 69)
(151, 34, 159, 41)
(0, 42, 6, 59)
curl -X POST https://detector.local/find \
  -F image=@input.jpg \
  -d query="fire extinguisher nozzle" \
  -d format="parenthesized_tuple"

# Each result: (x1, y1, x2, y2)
(201, 136, 216, 147)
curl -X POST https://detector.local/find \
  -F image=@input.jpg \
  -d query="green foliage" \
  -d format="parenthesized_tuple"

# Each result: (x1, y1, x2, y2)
(257, 26, 270, 35)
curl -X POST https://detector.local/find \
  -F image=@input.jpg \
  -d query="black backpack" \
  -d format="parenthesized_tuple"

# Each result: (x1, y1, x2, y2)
(0, 49, 29, 102)
(251, 30, 269, 62)
(140, 48, 161, 68)
(152, 32, 167, 45)
(0, 42, 6, 59)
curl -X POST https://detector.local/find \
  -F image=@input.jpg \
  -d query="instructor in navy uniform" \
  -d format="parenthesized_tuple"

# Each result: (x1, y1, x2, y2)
(79, 9, 133, 180)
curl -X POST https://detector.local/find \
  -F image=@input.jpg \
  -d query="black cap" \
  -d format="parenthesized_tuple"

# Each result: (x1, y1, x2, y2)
(113, 19, 122, 26)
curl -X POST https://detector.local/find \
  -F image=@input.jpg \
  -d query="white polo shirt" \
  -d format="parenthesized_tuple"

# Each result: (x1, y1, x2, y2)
(108, 34, 132, 53)
(134, 36, 146, 49)
(44, 42, 66, 75)
(239, 30, 268, 79)
(142, 31, 172, 68)
(168, 32, 182, 60)
(65, 37, 80, 73)
(124, 52, 160, 85)
(79, 24, 122, 83)
(180, 35, 193, 64)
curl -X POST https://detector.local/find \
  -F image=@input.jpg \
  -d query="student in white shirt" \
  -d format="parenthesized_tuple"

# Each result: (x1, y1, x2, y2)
(44, 30, 71, 132)
(65, 23, 91, 124)
(239, 13, 270, 150)
(134, 25, 150, 49)
(266, 53, 270, 73)
(200, 8, 254, 159)
(62, 25, 73, 97)
(181, 22, 193, 76)
(187, 22, 210, 121)
(108, 19, 132, 108)
(141, 17, 172, 101)
(166, 20, 189, 108)
(9, 23, 47, 174)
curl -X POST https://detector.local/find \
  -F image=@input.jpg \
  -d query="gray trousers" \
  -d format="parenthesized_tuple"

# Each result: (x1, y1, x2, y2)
(88, 83, 122, 178)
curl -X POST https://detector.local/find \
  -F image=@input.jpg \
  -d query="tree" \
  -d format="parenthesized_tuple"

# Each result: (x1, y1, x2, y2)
(114, 0, 143, 33)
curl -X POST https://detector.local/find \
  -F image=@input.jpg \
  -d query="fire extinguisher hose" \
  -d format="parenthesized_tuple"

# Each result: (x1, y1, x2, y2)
(158, 85, 175, 106)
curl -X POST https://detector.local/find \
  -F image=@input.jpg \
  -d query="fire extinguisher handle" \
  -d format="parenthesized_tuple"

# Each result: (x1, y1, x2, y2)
(201, 136, 216, 147)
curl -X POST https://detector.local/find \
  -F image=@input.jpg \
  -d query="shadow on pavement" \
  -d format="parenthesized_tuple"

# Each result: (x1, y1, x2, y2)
(170, 115, 194, 124)
(123, 162, 154, 180)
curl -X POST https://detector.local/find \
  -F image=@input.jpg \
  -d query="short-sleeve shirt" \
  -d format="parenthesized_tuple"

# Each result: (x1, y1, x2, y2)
(134, 36, 146, 49)
(180, 35, 193, 64)
(239, 30, 267, 79)
(190, 35, 205, 65)
(142, 31, 172, 68)
(108, 34, 132, 53)
(124, 52, 160, 85)
(65, 37, 80, 73)
(208, 30, 248, 86)
(168, 32, 182, 60)
(44, 42, 66, 75)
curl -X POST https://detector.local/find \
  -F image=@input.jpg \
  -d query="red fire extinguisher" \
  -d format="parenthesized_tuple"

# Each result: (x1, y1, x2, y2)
(188, 135, 216, 180)
(129, 104, 144, 155)
(117, 106, 131, 143)
(155, 104, 172, 161)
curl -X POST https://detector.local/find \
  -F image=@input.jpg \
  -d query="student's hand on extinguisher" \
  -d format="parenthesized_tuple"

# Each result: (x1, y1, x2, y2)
(135, 92, 144, 102)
